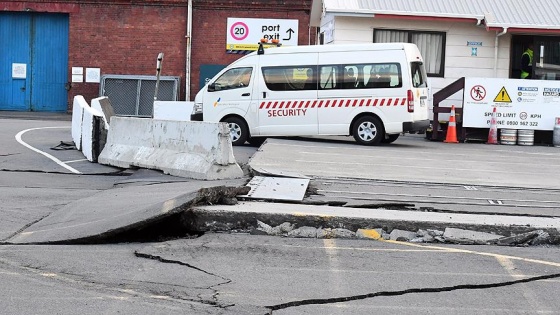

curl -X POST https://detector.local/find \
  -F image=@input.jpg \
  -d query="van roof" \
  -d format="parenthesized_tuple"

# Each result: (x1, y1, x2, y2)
(229, 43, 424, 67)
(260, 42, 418, 55)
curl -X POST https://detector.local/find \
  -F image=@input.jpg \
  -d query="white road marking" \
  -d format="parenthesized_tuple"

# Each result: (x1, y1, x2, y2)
(15, 127, 81, 174)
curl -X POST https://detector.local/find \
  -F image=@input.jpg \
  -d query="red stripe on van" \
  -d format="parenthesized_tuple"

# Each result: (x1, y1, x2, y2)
(394, 98, 399, 106)
(380, 99, 386, 106)
(345, 100, 351, 107)
(400, 98, 406, 106)
(304, 100, 311, 108)
(359, 99, 365, 107)
(365, 99, 372, 107)
(324, 100, 330, 107)
(284, 101, 291, 108)
(373, 99, 379, 106)
(292, 101, 300, 108)
(352, 99, 358, 107)
(259, 102, 264, 109)
(387, 98, 392, 106)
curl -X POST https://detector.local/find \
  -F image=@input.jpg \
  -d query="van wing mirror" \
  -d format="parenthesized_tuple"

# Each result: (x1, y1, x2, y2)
(208, 83, 216, 92)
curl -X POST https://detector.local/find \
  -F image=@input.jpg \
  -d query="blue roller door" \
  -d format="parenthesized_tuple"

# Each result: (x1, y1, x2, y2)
(0, 12, 68, 112)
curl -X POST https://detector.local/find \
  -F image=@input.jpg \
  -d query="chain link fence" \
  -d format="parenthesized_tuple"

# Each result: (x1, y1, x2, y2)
(99, 75, 180, 117)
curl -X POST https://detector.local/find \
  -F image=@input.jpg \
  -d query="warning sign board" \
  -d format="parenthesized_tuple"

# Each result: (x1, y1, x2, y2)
(493, 86, 512, 103)
(463, 77, 560, 130)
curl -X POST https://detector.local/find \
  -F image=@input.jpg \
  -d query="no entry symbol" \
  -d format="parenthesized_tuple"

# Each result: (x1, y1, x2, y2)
(471, 85, 486, 101)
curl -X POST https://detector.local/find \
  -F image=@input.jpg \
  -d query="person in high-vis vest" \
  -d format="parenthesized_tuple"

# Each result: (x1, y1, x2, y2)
(521, 43, 534, 79)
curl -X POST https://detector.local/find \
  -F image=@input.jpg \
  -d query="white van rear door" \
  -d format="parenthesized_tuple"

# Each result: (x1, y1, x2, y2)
(410, 61, 429, 121)
(255, 53, 319, 136)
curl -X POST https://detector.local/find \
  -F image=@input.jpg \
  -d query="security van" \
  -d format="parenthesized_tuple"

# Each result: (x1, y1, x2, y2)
(191, 43, 430, 146)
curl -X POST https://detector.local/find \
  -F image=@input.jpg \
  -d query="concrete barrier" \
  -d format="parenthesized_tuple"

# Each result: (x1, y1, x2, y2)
(71, 95, 87, 151)
(153, 101, 193, 121)
(98, 117, 243, 180)
(81, 103, 105, 162)
(71, 95, 110, 162)
(91, 96, 115, 130)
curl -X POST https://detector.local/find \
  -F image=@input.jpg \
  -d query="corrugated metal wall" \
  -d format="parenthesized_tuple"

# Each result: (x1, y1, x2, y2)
(0, 12, 68, 112)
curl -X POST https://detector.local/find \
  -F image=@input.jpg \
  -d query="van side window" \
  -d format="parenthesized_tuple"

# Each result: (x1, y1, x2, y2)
(262, 66, 317, 91)
(209, 67, 252, 91)
(411, 62, 427, 88)
(364, 63, 402, 89)
(319, 63, 402, 90)
(319, 66, 339, 89)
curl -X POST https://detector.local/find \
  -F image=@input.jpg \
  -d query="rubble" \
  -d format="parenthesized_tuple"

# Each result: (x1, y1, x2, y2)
(249, 221, 560, 247)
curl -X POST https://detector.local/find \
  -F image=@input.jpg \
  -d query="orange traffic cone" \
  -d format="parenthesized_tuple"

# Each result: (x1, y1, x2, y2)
(487, 107, 498, 144)
(444, 105, 459, 143)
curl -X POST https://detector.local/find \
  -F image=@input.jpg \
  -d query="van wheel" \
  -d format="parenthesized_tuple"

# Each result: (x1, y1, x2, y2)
(353, 116, 384, 145)
(223, 117, 248, 146)
(382, 134, 400, 144)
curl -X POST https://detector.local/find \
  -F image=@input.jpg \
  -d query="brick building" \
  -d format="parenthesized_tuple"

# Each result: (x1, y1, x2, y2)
(0, 0, 314, 112)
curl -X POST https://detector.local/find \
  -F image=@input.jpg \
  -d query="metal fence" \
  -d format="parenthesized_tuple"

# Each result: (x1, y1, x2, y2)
(99, 75, 180, 117)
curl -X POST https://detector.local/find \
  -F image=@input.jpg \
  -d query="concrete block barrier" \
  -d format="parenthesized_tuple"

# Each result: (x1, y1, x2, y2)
(91, 96, 115, 130)
(71, 95, 113, 162)
(98, 117, 243, 180)
(71, 95, 87, 151)
(81, 102, 105, 162)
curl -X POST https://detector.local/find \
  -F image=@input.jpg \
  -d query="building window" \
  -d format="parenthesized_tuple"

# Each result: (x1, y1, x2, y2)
(374, 29, 445, 77)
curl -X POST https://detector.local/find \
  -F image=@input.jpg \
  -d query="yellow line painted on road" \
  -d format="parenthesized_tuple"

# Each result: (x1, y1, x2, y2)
(383, 240, 560, 268)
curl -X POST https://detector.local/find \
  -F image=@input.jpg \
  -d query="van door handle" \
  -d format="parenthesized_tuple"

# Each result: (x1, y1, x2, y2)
(262, 92, 267, 98)
(242, 93, 250, 96)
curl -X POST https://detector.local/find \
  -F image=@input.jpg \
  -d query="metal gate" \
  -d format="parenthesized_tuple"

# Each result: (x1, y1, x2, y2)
(99, 75, 180, 117)
(0, 12, 69, 112)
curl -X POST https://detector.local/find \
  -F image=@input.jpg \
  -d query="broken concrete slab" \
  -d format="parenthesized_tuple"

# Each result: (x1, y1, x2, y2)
(186, 202, 560, 237)
(389, 229, 417, 241)
(443, 228, 504, 245)
(7, 180, 247, 244)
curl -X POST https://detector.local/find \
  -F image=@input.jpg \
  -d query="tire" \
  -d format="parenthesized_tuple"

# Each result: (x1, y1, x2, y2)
(381, 134, 399, 144)
(247, 137, 267, 147)
(222, 117, 249, 146)
(352, 116, 384, 145)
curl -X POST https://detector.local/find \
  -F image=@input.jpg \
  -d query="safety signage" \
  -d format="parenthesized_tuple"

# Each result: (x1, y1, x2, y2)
(226, 17, 298, 52)
(493, 86, 512, 103)
(463, 78, 560, 130)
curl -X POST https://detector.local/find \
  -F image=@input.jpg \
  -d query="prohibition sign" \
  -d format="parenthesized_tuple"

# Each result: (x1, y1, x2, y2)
(470, 85, 486, 101)
(230, 22, 249, 41)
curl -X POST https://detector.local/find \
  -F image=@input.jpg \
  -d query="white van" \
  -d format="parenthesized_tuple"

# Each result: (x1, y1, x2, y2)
(191, 43, 430, 146)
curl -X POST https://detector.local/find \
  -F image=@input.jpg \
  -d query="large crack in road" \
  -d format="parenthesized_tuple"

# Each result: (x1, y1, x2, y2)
(265, 272, 560, 314)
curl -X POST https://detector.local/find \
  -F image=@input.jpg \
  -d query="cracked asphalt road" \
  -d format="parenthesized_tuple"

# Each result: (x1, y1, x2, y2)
(3, 116, 560, 314)
(2, 234, 560, 314)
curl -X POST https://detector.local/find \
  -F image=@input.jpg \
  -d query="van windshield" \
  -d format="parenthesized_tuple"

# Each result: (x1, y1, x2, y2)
(411, 62, 428, 88)
(209, 67, 252, 91)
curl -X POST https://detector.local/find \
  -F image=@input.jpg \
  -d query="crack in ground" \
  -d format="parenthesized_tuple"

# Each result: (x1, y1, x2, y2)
(134, 251, 229, 281)
(266, 272, 560, 313)
(0, 214, 51, 242)
(0, 168, 129, 176)
(134, 251, 233, 308)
